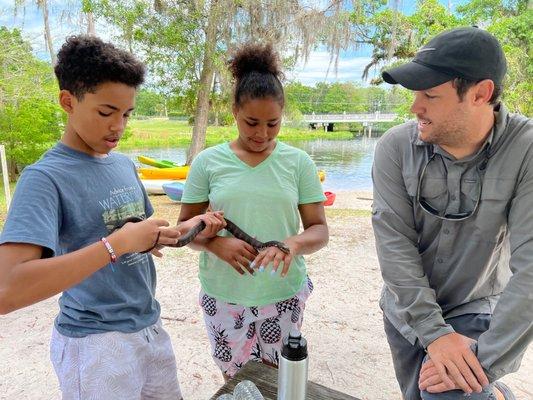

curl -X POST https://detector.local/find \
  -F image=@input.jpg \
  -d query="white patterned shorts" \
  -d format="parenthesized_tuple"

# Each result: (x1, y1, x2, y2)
(50, 320, 182, 400)
(200, 277, 313, 377)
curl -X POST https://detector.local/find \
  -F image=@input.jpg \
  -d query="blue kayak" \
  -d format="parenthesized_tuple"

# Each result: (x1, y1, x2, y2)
(162, 181, 185, 202)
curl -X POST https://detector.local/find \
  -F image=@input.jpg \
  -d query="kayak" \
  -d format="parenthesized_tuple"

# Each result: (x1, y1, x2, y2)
(138, 166, 190, 180)
(141, 179, 186, 195)
(324, 191, 336, 206)
(162, 181, 185, 202)
(138, 155, 179, 169)
(161, 159, 179, 167)
(140, 179, 175, 195)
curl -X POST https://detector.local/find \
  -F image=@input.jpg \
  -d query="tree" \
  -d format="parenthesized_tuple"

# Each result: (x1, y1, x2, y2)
(12, 1, 99, 65)
(358, 0, 532, 114)
(90, 0, 379, 163)
(358, 0, 459, 82)
(457, 0, 532, 114)
(0, 28, 63, 179)
(134, 89, 166, 117)
(13, 0, 56, 64)
(322, 82, 366, 113)
(286, 82, 316, 116)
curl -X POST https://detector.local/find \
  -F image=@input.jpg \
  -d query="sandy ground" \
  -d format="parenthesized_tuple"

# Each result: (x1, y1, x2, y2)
(0, 191, 531, 400)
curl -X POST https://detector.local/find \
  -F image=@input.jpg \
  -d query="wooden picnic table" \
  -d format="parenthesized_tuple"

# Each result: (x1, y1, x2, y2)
(209, 361, 361, 400)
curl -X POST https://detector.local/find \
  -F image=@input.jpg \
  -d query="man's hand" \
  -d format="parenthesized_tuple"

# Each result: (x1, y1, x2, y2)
(419, 359, 461, 393)
(426, 333, 489, 394)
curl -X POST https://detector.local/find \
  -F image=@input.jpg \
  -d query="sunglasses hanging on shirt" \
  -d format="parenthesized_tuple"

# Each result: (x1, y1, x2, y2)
(416, 146, 489, 221)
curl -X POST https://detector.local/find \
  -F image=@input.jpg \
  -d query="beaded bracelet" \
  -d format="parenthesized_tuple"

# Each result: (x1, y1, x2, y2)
(101, 237, 117, 263)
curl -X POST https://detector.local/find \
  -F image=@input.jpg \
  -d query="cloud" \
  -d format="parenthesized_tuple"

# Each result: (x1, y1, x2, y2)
(287, 51, 378, 86)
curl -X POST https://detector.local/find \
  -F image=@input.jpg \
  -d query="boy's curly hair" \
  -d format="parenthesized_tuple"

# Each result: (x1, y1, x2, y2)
(54, 35, 145, 99)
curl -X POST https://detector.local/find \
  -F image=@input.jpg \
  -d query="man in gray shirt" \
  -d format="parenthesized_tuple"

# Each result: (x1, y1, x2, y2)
(372, 27, 532, 400)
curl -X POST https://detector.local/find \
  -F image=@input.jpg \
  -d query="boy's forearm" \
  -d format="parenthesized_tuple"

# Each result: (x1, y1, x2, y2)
(0, 237, 125, 314)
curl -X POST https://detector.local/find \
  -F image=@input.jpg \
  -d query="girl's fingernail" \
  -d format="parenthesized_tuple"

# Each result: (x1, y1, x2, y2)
(250, 261, 255, 268)
(259, 266, 265, 272)
(270, 269, 276, 275)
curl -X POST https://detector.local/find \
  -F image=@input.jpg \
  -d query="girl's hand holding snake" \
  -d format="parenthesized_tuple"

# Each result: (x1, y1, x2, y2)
(252, 238, 297, 277)
(207, 236, 257, 275)
(187, 211, 226, 240)
(146, 212, 226, 257)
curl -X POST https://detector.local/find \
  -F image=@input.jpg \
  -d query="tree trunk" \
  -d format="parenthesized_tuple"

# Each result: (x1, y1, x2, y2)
(186, 3, 218, 165)
(7, 158, 18, 182)
(86, 12, 96, 35)
(39, 0, 56, 65)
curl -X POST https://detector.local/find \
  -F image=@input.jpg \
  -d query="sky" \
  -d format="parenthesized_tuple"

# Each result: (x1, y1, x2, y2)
(0, 0, 468, 87)
(287, 0, 468, 85)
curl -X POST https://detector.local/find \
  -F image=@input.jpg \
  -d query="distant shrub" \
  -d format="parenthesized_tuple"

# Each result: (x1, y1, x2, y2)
(168, 112, 188, 121)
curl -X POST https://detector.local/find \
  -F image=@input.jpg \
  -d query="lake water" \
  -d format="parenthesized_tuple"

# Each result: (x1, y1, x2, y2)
(122, 137, 378, 191)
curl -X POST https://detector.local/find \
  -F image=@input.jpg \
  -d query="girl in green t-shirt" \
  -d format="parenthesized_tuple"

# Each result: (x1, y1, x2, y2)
(179, 43, 329, 378)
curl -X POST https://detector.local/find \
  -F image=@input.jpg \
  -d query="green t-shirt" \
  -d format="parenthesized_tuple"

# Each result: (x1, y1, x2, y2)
(182, 141, 326, 306)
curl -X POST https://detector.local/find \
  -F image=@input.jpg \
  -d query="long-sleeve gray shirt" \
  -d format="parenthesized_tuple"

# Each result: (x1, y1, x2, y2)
(372, 104, 532, 381)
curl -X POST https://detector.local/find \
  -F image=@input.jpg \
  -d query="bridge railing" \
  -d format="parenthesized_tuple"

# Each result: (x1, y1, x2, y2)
(302, 113, 397, 122)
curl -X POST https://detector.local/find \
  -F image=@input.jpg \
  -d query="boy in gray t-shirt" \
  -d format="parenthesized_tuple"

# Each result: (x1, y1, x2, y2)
(0, 35, 224, 399)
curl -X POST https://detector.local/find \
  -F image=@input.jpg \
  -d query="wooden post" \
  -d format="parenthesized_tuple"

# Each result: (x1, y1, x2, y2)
(0, 144, 11, 210)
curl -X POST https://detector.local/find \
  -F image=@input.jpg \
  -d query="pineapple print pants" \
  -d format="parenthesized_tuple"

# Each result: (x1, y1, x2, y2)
(50, 319, 182, 399)
(200, 276, 313, 377)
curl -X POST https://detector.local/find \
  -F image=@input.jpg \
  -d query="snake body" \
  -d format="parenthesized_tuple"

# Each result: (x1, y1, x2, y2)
(118, 217, 290, 254)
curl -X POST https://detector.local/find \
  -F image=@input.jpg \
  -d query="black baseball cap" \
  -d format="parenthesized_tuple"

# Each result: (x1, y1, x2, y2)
(382, 27, 507, 90)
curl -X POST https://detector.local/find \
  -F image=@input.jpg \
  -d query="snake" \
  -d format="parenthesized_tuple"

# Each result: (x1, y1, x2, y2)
(116, 216, 290, 254)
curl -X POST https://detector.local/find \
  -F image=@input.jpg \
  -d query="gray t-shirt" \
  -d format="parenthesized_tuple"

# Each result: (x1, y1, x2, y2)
(0, 142, 160, 337)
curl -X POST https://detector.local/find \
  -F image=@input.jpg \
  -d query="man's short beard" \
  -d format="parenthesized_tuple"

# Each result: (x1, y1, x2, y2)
(419, 111, 470, 148)
(419, 126, 467, 147)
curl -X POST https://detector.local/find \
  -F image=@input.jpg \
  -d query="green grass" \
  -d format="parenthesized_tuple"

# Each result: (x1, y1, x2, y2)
(325, 208, 371, 218)
(119, 118, 354, 150)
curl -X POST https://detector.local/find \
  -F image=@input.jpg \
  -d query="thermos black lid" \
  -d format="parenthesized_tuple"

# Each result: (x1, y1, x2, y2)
(281, 330, 308, 361)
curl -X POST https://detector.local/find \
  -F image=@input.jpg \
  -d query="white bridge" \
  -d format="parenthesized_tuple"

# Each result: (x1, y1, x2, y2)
(302, 112, 398, 135)
(303, 112, 397, 123)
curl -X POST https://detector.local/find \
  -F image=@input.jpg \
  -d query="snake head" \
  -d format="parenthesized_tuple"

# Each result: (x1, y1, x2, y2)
(261, 241, 291, 255)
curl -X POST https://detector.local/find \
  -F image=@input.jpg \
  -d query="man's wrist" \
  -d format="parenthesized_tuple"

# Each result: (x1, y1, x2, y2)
(415, 318, 455, 349)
